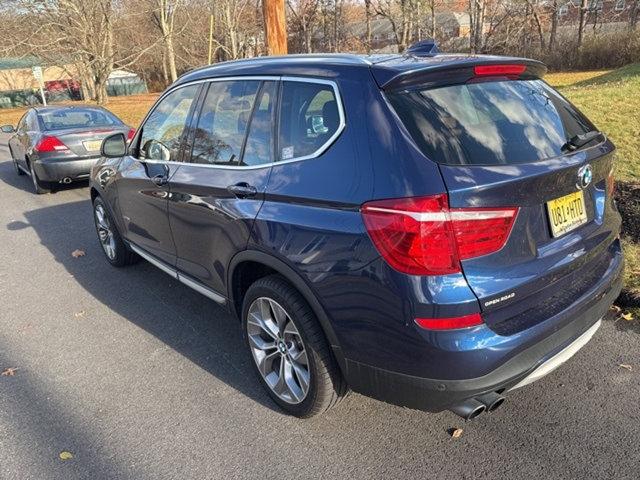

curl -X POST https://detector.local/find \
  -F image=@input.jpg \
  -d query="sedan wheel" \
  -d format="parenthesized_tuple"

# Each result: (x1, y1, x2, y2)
(29, 161, 49, 194)
(247, 297, 310, 404)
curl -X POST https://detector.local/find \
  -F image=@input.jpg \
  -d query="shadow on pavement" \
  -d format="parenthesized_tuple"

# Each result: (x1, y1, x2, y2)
(12, 195, 280, 415)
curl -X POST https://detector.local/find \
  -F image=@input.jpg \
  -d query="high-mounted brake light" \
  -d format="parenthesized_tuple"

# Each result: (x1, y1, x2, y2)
(361, 194, 518, 276)
(415, 313, 483, 330)
(35, 135, 69, 153)
(127, 128, 136, 141)
(474, 64, 527, 77)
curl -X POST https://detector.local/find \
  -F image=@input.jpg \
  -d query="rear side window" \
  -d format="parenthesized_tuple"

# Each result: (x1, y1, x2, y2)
(39, 108, 121, 131)
(191, 80, 261, 165)
(388, 79, 595, 165)
(278, 81, 341, 161)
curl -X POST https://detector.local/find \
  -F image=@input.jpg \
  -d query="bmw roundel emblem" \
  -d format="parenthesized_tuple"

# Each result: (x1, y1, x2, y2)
(577, 164, 593, 190)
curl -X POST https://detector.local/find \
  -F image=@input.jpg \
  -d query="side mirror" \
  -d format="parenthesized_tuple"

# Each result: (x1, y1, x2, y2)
(101, 133, 127, 158)
(1, 125, 15, 133)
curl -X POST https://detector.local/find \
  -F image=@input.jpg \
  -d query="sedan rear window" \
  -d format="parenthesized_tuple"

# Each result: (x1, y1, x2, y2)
(39, 108, 122, 131)
(387, 79, 596, 165)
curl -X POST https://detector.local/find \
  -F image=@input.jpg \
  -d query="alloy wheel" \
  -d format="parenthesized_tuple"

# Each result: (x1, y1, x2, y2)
(94, 203, 116, 260)
(246, 297, 310, 404)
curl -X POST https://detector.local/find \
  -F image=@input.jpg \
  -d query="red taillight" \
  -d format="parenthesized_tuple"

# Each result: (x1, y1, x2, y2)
(415, 313, 483, 330)
(127, 128, 136, 141)
(35, 135, 69, 153)
(361, 194, 518, 276)
(474, 64, 527, 77)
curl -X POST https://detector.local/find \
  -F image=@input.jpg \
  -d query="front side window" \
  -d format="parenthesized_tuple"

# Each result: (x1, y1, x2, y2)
(139, 84, 199, 162)
(388, 79, 595, 166)
(191, 80, 261, 165)
(278, 81, 341, 161)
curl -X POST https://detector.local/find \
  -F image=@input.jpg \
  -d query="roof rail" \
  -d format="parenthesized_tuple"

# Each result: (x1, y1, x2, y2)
(405, 40, 439, 57)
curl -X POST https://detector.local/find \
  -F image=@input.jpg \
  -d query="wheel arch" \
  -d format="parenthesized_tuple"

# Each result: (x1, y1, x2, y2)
(228, 250, 346, 372)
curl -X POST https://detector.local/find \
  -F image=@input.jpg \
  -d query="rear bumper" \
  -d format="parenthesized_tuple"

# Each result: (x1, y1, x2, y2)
(342, 243, 623, 412)
(33, 157, 100, 182)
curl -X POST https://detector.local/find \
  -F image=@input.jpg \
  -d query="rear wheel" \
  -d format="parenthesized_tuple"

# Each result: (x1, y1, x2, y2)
(10, 148, 24, 176)
(28, 160, 49, 194)
(242, 275, 347, 417)
(92, 196, 137, 267)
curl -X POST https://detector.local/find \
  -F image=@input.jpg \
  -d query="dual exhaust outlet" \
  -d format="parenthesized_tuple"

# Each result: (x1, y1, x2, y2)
(449, 391, 505, 421)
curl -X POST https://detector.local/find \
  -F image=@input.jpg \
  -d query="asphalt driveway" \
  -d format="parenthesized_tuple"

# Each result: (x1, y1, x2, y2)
(0, 136, 638, 479)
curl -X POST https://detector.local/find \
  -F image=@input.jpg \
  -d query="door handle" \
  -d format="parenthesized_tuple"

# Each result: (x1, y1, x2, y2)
(227, 182, 257, 198)
(152, 174, 168, 186)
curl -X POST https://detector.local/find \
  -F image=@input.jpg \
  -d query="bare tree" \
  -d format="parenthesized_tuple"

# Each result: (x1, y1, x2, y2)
(578, 0, 589, 49)
(288, 0, 320, 53)
(151, 0, 182, 83)
(468, 0, 486, 53)
(374, 0, 416, 52)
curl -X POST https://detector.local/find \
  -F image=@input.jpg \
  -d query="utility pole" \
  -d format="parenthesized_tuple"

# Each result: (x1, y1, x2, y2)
(262, 0, 287, 55)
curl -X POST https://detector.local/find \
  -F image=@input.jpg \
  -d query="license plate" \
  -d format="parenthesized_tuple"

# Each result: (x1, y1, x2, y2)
(83, 140, 102, 152)
(546, 190, 588, 238)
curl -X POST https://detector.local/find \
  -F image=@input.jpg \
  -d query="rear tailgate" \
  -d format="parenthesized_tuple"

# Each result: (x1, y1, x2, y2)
(441, 147, 619, 335)
(384, 61, 622, 334)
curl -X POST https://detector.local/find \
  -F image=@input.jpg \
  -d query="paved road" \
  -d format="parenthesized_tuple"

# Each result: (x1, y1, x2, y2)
(0, 138, 638, 480)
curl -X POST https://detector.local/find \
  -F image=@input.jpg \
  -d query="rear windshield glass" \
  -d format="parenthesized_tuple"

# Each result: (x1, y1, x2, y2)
(39, 108, 122, 131)
(387, 79, 596, 165)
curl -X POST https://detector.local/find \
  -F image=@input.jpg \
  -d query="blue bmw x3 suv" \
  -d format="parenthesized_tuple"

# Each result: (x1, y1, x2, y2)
(90, 46, 623, 419)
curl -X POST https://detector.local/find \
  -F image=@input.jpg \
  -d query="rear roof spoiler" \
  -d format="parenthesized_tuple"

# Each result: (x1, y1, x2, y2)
(371, 56, 547, 91)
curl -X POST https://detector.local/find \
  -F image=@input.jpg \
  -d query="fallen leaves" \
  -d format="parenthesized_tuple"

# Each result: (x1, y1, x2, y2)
(71, 249, 85, 258)
(619, 364, 633, 371)
(620, 312, 634, 321)
(450, 428, 463, 439)
(1, 367, 18, 377)
(59, 451, 74, 461)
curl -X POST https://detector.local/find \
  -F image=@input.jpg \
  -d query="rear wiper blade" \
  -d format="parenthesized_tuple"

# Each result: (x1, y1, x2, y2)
(561, 131, 604, 152)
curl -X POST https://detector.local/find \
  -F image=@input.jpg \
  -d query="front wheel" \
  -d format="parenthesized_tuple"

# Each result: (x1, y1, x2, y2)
(242, 275, 347, 417)
(92, 197, 137, 267)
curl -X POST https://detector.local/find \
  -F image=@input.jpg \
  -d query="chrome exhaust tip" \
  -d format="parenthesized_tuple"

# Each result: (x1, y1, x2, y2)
(60, 177, 72, 184)
(476, 391, 506, 413)
(449, 398, 486, 421)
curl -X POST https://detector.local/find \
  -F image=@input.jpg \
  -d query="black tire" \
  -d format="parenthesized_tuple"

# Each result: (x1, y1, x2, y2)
(28, 160, 50, 194)
(10, 148, 24, 176)
(14, 159, 25, 175)
(242, 275, 347, 417)
(92, 196, 138, 267)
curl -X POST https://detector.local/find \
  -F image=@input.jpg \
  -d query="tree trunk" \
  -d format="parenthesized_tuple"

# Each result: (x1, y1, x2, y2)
(165, 34, 178, 82)
(578, 0, 588, 49)
(430, 0, 436, 39)
(549, 2, 558, 52)
(365, 0, 372, 53)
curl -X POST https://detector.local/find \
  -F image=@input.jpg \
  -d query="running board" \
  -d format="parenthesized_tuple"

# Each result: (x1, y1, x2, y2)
(129, 243, 227, 305)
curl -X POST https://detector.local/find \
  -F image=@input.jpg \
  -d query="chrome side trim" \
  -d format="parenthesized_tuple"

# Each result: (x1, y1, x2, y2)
(130, 243, 178, 278)
(177, 273, 227, 305)
(138, 76, 346, 171)
(129, 243, 227, 305)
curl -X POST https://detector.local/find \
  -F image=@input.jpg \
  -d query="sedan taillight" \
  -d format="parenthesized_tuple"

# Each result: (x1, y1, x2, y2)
(35, 135, 69, 153)
(361, 194, 518, 276)
(127, 128, 136, 141)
